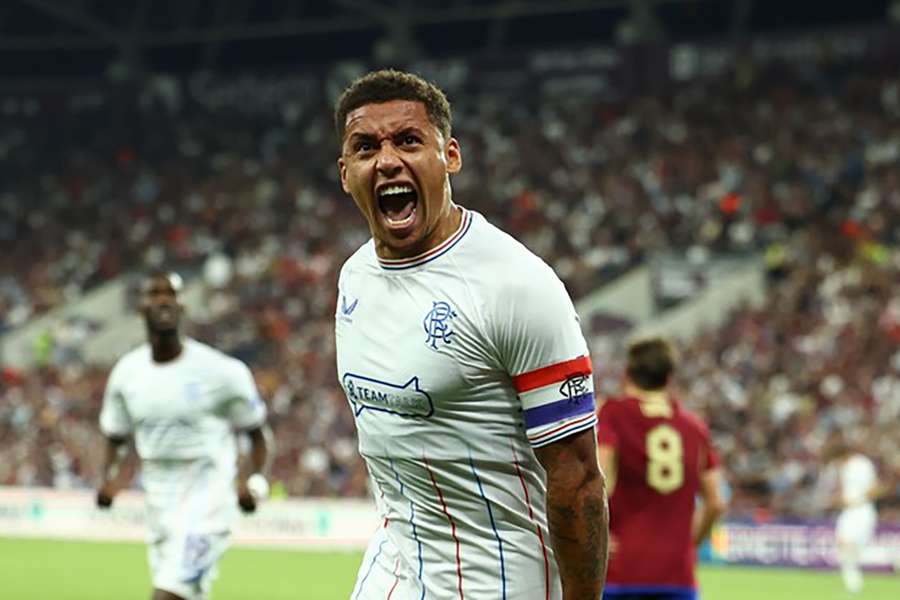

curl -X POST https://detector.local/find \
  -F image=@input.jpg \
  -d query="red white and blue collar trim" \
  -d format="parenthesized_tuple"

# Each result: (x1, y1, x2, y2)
(377, 208, 472, 271)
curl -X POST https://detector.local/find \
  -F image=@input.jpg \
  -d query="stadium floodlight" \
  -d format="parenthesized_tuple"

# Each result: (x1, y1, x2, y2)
(615, 0, 666, 45)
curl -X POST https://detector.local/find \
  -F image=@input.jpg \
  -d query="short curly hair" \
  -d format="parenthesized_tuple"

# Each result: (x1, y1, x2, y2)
(334, 69, 452, 143)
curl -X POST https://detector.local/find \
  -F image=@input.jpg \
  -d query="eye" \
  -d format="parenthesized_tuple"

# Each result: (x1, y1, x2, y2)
(355, 141, 373, 153)
(401, 134, 420, 146)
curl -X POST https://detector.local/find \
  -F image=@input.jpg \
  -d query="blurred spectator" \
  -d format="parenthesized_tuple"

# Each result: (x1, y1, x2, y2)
(1, 53, 897, 520)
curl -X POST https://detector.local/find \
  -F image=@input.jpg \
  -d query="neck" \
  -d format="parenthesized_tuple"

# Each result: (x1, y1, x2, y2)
(625, 384, 672, 418)
(430, 200, 462, 250)
(149, 330, 183, 363)
(375, 202, 462, 260)
(624, 383, 669, 405)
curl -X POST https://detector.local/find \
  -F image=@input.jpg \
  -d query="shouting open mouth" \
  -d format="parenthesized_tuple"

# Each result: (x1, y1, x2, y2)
(377, 183, 419, 235)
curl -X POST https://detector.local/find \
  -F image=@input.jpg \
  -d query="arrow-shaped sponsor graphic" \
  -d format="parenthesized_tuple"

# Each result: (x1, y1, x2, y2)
(342, 373, 433, 418)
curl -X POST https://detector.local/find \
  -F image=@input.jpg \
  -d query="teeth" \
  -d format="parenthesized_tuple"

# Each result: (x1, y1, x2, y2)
(379, 184, 414, 197)
(386, 207, 416, 226)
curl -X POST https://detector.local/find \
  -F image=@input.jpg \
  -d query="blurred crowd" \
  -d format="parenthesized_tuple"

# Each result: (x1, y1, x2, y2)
(1, 51, 898, 519)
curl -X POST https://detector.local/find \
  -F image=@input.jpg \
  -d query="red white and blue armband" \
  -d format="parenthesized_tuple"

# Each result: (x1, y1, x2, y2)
(512, 356, 597, 448)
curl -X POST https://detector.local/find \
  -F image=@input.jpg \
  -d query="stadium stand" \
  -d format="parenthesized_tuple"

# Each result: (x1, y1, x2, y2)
(1, 44, 898, 519)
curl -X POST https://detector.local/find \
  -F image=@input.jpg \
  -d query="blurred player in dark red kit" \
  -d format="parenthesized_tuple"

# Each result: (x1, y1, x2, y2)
(597, 337, 726, 600)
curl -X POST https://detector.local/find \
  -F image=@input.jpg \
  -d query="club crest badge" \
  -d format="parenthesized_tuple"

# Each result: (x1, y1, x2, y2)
(559, 374, 591, 404)
(423, 300, 457, 350)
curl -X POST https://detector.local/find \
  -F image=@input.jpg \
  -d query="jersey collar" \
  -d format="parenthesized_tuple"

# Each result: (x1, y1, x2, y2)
(376, 208, 472, 271)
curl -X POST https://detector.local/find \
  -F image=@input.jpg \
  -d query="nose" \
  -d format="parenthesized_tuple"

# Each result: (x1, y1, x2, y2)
(375, 142, 403, 178)
(152, 293, 176, 306)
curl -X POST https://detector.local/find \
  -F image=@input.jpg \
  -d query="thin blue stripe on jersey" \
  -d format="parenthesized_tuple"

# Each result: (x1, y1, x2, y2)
(523, 393, 595, 429)
(353, 537, 387, 600)
(389, 457, 426, 599)
(530, 415, 597, 448)
(379, 211, 473, 271)
(468, 452, 507, 600)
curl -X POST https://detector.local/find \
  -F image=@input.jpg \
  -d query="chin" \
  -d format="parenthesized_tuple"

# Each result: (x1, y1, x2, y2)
(384, 230, 426, 252)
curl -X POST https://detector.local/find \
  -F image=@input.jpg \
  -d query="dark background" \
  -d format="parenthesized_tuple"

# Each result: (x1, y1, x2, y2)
(1, 0, 896, 79)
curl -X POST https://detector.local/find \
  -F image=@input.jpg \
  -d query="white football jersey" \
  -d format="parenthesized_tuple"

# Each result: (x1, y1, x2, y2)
(840, 454, 877, 509)
(99, 338, 267, 534)
(336, 208, 596, 599)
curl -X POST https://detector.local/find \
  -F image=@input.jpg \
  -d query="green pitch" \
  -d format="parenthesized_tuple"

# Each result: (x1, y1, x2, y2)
(1, 537, 898, 599)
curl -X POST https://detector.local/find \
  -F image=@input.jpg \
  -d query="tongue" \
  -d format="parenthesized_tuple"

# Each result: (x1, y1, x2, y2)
(382, 195, 416, 222)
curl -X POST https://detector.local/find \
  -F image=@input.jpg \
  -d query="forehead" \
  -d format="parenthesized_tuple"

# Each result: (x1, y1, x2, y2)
(143, 275, 178, 294)
(344, 100, 435, 139)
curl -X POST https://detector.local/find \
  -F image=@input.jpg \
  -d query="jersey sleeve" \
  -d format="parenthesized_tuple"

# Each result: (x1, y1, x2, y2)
(699, 419, 720, 471)
(492, 262, 596, 448)
(843, 457, 877, 505)
(98, 360, 133, 438)
(595, 400, 619, 449)
(223, 359, 267, 430)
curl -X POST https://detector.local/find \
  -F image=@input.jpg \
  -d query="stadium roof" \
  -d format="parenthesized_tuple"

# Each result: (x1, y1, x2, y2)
(0, 0, 894, 77)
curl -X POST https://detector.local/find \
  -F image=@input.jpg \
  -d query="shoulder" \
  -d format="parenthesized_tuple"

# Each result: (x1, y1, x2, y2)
(473, 212, 558, 280)
(670, 396, 707, 430)
(109, 344, 150, 379)
(185, 339, 248, 375)
(598, 396, 628, 417)
(849, 454, 876, 472)
(338, 239, 377, 281)
(675, 404, 713, 438)
(678, 404, 708, 427)
(464, 211, 567, 301)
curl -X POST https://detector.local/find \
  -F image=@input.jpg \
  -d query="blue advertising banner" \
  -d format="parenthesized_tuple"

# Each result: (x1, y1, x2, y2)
(703, 521, 900, 572)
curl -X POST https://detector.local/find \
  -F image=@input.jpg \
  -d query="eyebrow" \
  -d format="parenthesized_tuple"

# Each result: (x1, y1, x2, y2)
(393, 126, 425, 139)
(346, 126, 426, 144)
(347, 132, 376, 143)
(144, 284, 175, 294)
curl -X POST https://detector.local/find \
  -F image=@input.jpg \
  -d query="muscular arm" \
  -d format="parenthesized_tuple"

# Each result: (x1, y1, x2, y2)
(866, 481, 883, 503)
(236, 425, 272, 512)
(96, 435, 130, 508)
(864, 466, 883, 504)
(692, 467, 726, 547)
(239, 425, 271, 477)
(535, 428, 609, 600)
(596, 444, 617, 495)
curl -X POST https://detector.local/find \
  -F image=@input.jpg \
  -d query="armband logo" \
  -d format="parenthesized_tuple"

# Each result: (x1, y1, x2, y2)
(559, 374, 590, 404)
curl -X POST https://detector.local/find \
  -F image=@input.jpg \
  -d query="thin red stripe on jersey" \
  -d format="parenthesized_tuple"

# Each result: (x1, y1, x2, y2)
(378, 209, 470, 266)
(512, 447, 550, 600)
(424, 455, 465, 600)
(512, 356, 592, 393)
(386, 558, 400, 599)
(377, 479, 389, 528)
(528, 412, 596, 444)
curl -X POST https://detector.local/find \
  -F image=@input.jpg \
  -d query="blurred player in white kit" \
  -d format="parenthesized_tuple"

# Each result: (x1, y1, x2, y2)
(334, 70, 609, 599)
(830, 441, 880, 594)
(96, 271, 270, 600)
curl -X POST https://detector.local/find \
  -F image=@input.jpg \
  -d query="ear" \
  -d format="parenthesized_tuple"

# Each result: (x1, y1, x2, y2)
(338, 156, 350, 194)
(445, 137, 462, 174)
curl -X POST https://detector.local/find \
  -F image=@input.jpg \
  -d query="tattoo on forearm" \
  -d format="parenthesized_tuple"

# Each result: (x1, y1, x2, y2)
(547, 483, 609, 597)
(582, 494, 609, 585)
